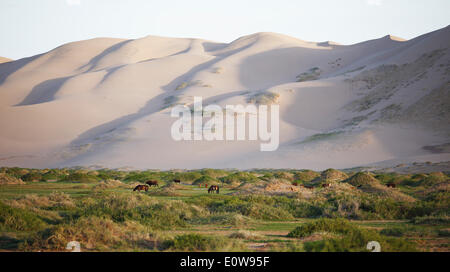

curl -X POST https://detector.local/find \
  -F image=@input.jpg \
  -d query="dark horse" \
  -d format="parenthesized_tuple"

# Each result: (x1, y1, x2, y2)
(173, 179, 181, 184)
(322, 183, 331, 188)
(146, 180, 159, 187)
(133, 185, 149, 192)
(386, 183, 396, 188)
(208, 185, 220, 194)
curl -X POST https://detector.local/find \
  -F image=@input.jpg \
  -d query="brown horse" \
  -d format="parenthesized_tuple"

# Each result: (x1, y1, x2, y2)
(146, 180, 159, 187)
(322, 183, 331, 188)
(173, 179, 181, 184)
(208, 185, 220, 194)
(386, 183, 396, 188)
(133, 185, 149, 192)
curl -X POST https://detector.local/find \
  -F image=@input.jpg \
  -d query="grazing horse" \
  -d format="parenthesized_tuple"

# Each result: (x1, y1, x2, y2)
(208, 185, 220, 194)
(322, 183, 331, 188)
(173, 179, 181, 184)
(292, 182, 298, 186)
(133, 185, 149, 192)
(146, 180, 159, 187)
(386, 183, 396, 188)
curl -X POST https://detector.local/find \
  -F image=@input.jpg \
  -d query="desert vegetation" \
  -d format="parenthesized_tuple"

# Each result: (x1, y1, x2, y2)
(0, 167, 448, 252)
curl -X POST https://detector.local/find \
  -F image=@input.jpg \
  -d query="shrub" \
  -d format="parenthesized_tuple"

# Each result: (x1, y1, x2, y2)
(380, 227, 405, 237)
(411, 215, 450, 225)
(220, 172, 259, 185)
(437, 229, 450, 237)
(0, 202, 46, 231)
(206, 196, 294, 221)
(189, 213, 253, 227)
(293, 170, 320, 183)
(8, 192, 74, 209)
(228, 230, 261, 240)
(175, 172, 203, 183)
(21, 216, 146, 251)
(287, 218, 355, 238)
(162, 234, 244, 252)
(74, 193, 204, 229)
(61, 172, 99, 183)
(288, 218, 416, 252)
(192, 176, 218, 185)
(123, 171, 157, 182)
(199, 169, 229, 179)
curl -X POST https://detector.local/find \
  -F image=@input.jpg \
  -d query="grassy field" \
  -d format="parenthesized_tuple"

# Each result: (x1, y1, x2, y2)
(0, 167, 448, 252)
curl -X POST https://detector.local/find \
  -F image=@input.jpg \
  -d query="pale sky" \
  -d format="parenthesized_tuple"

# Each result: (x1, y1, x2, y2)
(1, 0, 449, 59)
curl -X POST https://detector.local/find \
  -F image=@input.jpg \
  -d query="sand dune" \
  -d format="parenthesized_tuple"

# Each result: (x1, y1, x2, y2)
(0, 26, 449, 170)
(0, 57, 11, 64)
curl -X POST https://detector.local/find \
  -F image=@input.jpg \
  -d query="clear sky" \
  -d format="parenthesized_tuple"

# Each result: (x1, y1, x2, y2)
(1, 0, 449, 59)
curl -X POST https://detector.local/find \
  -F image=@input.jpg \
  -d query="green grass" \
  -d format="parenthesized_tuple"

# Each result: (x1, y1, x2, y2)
(0, 167, 448, 252)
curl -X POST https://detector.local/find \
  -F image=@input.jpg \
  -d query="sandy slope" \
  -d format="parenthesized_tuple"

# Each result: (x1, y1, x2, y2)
(0, 26, 449, 170)
(0, 57, 11, 64)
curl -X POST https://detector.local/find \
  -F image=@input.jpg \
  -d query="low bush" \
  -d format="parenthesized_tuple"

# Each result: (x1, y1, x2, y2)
(220, 172, 259, 185)
(162, 234, 244, 252)
(380, 227, 405, 237)
(0, 202, 46, 231)
(21, 216, 148, 251)
(289, 218, 416, 252)
(411, 215, 450, 225)
(61, 172, 99, 183)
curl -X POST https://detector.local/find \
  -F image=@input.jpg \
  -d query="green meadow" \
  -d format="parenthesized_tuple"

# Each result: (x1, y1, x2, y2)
(0, 167, 448, 252)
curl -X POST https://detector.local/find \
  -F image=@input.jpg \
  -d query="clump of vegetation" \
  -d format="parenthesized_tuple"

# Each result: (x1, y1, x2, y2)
(228, 230, 261, 240)
(293, 170, 320, 183)
(247, 91, 280, 105)
(199, 169, 229, 179)
(74, 193, 205, 230)
(162, 234, 244, 252)
(92, 179, 127, 190)
(22, 216, 149, 251)
(0, 173, 25, 185)
(123, 171, 159, 183)
(220, 172, 259, 185)
(61, 171, 99, 183)
(192, 176, 219, 186)
(174, 172, 203, 183)
(319, 169, 349, 183)
(380, 227, 405, 237)
(411, 215, 450, 225)
(8, 192, 74, 209)
(0, 202, 46, 231)
(21, 172, 43, 182)
(211, 67, 223, 74)
(175, 80, 204, 91)
(288, 218, 355, 238)
(345, 172, 378, 187)
(296, 67, 321, 82)
(289, 218, 416, 252)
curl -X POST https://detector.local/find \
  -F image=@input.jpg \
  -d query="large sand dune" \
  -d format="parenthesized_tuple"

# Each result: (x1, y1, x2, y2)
(0, 26, 449, 170)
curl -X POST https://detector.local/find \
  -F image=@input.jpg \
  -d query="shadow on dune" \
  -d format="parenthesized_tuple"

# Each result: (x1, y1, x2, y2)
(0, 54, 42, 86)
(14, 76, 70, 106)
(77, 40, 134, 72)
